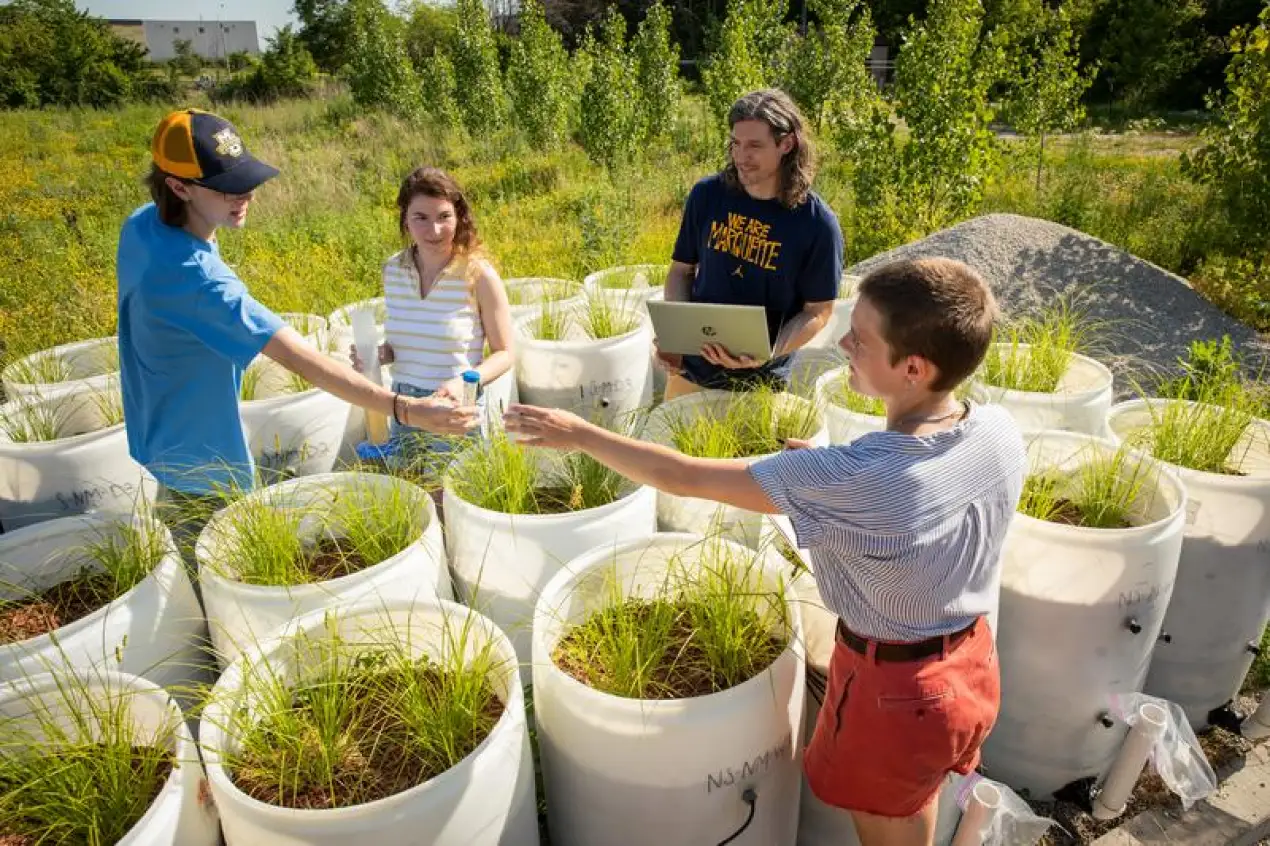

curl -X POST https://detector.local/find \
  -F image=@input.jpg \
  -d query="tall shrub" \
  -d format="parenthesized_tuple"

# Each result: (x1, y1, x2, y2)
(344, 0, 420, 117)
(1184, 2, 1270, 248)
(420, 47, 463, 131)
(507, 0, 572, 150)
(780, 0, 877, 132)
(453, 0, 509, 136)
(631, 0, 681, 142)
(701, 0, 789, 123)
(578, 9, 641, 168)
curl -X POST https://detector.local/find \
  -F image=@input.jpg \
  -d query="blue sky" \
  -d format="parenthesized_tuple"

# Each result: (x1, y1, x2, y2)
(80, 0, 299, 44)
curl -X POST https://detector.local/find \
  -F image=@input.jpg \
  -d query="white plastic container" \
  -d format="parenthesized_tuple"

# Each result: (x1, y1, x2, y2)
(815, 366, 887, 445)
(0, 387, 156, 531)
(970, 344, 1114, 435)
(640, 390, 829, 547)
(443, 450, 657, 677)
(786, 348, 848, 401)
(583, 263, 668, 313)
(805, 295, 858, 350)
(1, 335, 119, 401)
(0, 513, 211, 706)
(196, 472, 450, 666)
(512, 307, 653, 427)
(278, 312, 331, 349)
(979, 431, 1187, 798)
(198, 599, 537, 846)
(238, 357, 353, 482)
(326, 296, 386, 352)
(1105, 399, 1270, 727)
(0, 670, 220, 846)
(505, 277, 585, 321)
(533, 533, 805, 846)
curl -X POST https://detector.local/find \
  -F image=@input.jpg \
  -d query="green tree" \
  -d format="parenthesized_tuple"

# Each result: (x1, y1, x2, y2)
(238, 24, 317, 101)
(1000, 4, 1096, 191)
(507, 0, 573, 149)
(631, 0, 681, 142)
(847, 0, 1008, 257)
(171, 39, 202, 77)
(1089, 0, 1205, 108)
(578, 8, 641, 168)
(701, 0, 788, 123)
(292, 0, 354, 73)
(453, 0, 509, 136)
(344, 0, 421, 117)
(1184, 2, 1270, 248)
(420, 46, 463, 131)
(779, 0, 876, 132)
(0, 0, 148, 108)
(402, 1, 458, 71)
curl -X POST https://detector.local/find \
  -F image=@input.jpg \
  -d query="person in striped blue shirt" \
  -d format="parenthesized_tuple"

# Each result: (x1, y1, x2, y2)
(504, 257, 1026, 846)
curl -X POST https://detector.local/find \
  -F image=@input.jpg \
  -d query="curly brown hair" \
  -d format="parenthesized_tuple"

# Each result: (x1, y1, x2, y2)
(396, 167, 488, 303)
(722, 89, 817, 210)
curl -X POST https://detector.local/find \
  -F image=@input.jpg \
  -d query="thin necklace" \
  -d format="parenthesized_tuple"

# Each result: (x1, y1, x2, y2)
(897, 401, 966, 426)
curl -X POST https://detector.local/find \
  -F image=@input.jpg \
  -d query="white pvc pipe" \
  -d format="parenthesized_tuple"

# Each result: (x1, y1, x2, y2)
(1092, 702, 1169, 820)
(1243, 693, 1270, 741)
(950, 780, 1003, 846)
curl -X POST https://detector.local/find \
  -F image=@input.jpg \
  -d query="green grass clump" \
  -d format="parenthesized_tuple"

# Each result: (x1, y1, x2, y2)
(553, 541, 790, 700)
(527, 297, 642, 343)
(593, 265, 668, 290)
(824, 372, 885, 416)
(0, 399, 64, 443)
(666, 387, 821, 459)
(446, 432, 628, 515)
(506, 279, 577, 307)
(980, 299, 1097, 393)
(208, 478, 422, 587)
(1127, 393, 1258, 475)
(1018, 444, 1156, 529)
(225, 622, 504, 810)
(0, 522, 169, 645)
(0, 678, 176, 843)
(7, 353, 72, 385)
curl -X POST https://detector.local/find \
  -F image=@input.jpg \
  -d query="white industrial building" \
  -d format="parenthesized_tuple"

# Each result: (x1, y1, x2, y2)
(108, 19, 260, 61)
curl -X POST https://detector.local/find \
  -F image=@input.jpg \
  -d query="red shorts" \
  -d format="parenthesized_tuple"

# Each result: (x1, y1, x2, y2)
(803, 617, 1000, 818)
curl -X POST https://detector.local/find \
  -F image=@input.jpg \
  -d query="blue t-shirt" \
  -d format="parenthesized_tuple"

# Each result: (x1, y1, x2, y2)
(671, 174, 843, 389)
(116, 203, 284, 494)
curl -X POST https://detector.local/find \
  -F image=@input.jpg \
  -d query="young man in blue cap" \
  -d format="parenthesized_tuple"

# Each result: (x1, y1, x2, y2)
(117, 109, 478, 550)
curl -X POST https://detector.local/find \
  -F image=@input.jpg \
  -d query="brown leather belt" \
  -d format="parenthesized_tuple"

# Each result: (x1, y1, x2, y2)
(835, 618, 976, 663)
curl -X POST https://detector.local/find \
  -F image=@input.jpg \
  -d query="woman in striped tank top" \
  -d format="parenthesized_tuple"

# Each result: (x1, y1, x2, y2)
(352, 167, 513, 463)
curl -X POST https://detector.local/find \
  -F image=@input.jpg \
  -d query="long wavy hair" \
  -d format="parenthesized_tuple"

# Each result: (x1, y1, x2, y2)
(721, 89, 817, 210)
(396, 166, 488, 305)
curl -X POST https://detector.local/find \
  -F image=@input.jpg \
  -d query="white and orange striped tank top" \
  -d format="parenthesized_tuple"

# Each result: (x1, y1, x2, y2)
(382, 249, 485, 391)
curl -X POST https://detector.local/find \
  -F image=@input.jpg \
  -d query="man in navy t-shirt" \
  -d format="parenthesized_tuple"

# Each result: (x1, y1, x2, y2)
(660, 88, 844, 396)
(117, 109, 479, 553)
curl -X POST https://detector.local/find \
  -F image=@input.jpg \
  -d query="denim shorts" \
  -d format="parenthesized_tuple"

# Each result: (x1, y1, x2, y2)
(389, 380, 486, 468)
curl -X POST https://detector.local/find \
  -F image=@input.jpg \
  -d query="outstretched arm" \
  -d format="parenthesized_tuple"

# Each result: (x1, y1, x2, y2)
(503, 404, 780, 514)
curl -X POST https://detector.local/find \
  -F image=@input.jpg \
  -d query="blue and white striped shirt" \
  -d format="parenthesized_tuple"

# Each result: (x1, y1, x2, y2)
(750, 402, 1026, 642)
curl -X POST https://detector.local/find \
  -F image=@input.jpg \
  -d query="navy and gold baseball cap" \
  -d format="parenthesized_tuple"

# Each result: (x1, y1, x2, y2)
(151, 109, 279, 194)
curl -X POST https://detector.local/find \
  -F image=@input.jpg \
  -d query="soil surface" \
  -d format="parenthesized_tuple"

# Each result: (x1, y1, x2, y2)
(553, 599, 786, 700)
(0, 745, 173, 844)
(301, 537, 371, 581)
(1030, 723, 1260, 845)
(0, 571, 115, 644)
(231, 662, 503, 810)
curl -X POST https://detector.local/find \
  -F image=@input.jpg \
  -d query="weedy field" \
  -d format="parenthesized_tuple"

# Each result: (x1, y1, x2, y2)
(0, 94, 1217, 369)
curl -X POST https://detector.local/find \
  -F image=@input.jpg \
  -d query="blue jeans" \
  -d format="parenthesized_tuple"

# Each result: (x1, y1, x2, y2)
(388, 380, 486, 473)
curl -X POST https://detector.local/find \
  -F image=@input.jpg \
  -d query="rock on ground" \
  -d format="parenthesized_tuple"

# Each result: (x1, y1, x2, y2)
(848, 214, 1269, 396)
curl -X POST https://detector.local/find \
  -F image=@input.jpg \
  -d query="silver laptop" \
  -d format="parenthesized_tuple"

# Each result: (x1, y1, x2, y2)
(646, 301, 773, 362)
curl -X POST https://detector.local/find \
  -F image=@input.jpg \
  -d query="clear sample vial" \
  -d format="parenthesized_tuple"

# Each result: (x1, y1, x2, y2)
(461, 369, 481, 405)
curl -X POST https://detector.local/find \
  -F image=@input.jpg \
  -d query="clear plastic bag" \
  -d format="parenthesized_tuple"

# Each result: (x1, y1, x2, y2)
(954, 773, 1057, 846)
(1108, 691, 1217, 810)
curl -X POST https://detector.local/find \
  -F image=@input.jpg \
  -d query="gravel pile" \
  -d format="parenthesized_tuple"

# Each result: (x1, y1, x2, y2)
(849, 213, 1269, 396)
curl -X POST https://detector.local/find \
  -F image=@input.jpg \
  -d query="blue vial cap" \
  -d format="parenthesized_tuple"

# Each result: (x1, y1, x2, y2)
(355, 439, 401, 462)
(462, 370, 481, 383)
